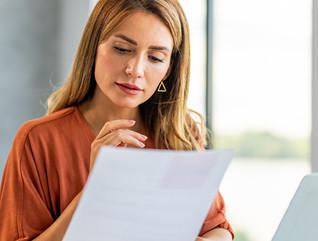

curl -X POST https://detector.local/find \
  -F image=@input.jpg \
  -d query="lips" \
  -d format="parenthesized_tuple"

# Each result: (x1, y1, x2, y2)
(116, 83, 143, 95)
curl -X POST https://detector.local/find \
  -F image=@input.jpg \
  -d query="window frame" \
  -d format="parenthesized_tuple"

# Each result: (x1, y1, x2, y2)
(312, 0, 318, 172)
(206, 0, 213, 148)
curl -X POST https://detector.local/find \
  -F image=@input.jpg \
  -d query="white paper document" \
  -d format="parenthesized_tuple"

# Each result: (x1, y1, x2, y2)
(63, 147, 233, 241)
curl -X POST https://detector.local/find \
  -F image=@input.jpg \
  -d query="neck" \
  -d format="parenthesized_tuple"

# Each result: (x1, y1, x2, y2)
(78, 90, 144, 136)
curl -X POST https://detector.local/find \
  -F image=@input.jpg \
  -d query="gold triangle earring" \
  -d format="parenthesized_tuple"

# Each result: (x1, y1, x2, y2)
(157, 81, 167, 92)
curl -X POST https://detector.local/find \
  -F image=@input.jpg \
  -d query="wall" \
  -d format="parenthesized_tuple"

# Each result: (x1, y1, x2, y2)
(0, 0, 88, 177)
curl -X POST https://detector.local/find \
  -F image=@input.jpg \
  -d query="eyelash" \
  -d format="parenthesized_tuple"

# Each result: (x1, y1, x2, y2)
(114, 46, 131, 54)
(149, 56, 164, 63)
(113, 46, 164, 63)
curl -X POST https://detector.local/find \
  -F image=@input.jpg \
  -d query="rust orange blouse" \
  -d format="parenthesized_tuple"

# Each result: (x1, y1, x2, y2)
(0, 106, 233, 240)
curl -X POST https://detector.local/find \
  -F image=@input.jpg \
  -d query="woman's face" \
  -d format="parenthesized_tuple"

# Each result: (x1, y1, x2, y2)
(94, 11, 173, 109)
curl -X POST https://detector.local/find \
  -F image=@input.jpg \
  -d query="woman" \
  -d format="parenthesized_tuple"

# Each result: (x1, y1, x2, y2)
(0, 0, 233, 240)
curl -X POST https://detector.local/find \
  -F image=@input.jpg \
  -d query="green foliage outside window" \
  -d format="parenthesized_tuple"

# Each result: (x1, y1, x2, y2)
(214, 131, 309, 160)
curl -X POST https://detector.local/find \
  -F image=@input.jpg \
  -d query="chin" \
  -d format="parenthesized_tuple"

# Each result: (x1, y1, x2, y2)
(116, 101, 140, 109)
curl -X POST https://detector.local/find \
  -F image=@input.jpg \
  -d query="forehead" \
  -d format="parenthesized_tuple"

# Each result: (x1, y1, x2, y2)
(109, 11, 173, 49)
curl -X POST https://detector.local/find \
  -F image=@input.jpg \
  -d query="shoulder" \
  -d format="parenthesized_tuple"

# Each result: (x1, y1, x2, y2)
(16, 106, 77, 135)
(13, 107, 78, 149)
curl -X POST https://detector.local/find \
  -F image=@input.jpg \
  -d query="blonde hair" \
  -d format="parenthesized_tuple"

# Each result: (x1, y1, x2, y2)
(47, 0, 206, 150)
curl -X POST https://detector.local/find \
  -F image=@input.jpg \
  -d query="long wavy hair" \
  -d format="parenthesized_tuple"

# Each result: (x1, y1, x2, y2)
(47, 0, 206, 150)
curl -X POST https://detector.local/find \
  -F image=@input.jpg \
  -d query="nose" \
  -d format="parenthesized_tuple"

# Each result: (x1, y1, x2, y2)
(125, 55, 144, 78)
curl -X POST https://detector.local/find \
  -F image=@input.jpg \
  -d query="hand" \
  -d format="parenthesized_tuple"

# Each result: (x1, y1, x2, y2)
(196, 228, 233, 241)
(89, 119, 147, 170)
(196, 237, 209, 241)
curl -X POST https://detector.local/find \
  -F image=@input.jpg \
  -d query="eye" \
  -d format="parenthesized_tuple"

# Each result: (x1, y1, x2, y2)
(114, 46, 131, 54)
(149, 56, 164, 63)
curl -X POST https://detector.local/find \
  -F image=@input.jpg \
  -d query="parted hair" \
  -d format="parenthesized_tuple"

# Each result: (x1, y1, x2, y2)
(47, 0, 206, 150)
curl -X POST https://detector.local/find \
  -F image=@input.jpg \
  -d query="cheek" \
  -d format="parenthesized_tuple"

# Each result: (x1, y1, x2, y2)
(95, 52, 122, 83)
(95, 59, 112, 77)
(145, 66, 169, 94)
(149, 62, 170, 81)
(156, 65, 170, 82)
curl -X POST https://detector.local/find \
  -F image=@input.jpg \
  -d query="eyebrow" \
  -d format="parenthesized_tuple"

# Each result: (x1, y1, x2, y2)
(113, 34, 171, 52)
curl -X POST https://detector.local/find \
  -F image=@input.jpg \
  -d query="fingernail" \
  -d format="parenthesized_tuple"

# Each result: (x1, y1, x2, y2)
(129, 120, 136, 124)
(140, 135, 148, 140)
(139, 141, 145, 147)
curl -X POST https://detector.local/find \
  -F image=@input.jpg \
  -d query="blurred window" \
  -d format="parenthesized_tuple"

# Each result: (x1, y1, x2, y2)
(213, 0, 312, 240)
(179, 0, 206, 115)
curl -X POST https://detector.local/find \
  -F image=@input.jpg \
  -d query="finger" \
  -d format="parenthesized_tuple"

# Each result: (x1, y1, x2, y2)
(97, 119, 136, 138)
(91, 130, 147, 160)
(103, 129, 147, 144)
(117, 142, 127, 148)
(102, 131, 146, 148)
(117, 129, 148, 142)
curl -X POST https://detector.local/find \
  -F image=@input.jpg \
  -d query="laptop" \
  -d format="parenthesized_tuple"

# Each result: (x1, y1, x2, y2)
(272, 173, 318, 241)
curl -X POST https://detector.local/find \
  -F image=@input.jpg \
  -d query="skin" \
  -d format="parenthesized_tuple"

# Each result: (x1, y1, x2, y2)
(33, 11, 232, 241)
